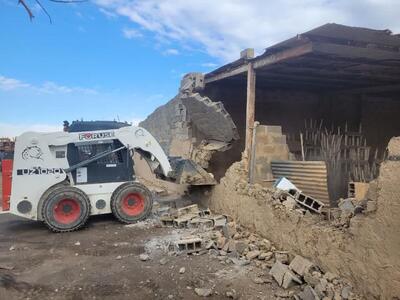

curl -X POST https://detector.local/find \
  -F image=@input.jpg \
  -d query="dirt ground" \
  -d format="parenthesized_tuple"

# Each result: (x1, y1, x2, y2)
(0, 207, 283, 300)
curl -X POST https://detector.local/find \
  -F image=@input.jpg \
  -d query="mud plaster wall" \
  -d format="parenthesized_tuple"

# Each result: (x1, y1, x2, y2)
(207, 137, 400, 299)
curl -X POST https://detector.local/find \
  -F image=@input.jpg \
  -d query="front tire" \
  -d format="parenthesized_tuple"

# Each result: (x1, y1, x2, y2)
(42, 186, 91, 232)
(111, 182, 153, 224)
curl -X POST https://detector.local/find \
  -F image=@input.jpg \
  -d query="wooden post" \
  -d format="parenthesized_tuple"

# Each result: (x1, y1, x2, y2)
(245, 63, 256, 171)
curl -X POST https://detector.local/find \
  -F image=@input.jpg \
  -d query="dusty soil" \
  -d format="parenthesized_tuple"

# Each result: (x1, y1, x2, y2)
(0, 210, 281, 300)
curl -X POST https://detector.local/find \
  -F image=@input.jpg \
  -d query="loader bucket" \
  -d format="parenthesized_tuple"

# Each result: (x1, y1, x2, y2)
(169, 157, 216, 185)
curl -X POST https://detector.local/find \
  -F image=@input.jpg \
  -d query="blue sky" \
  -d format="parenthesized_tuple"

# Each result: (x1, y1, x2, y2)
(1, 0, 399, 137)
(0, 0, 219, 135)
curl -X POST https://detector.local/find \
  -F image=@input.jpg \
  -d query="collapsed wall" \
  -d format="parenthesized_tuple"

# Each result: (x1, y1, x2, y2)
(207, 137, 400, 299)
(139, 74, 239, 176)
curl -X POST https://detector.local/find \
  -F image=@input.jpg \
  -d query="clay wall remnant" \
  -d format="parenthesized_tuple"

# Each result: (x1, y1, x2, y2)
(207, 137, 400, 299)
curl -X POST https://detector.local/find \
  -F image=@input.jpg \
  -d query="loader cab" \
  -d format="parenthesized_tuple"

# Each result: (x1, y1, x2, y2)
(66, 121, 134, 185)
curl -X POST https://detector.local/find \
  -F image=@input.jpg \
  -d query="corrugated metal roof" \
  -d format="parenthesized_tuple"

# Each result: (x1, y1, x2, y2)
(271, 160, 330, 205)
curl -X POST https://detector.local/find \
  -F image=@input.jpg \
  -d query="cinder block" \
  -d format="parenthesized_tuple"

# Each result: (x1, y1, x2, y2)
(259, 145, 276, 153)
(211, 215, 227, 228)
(264, 125, 282, 135)
(160, 216, 174, 227)
(272, 135, 287, 145)
(173, 213, 198, 228)
(177, 204, 200, 216)
(173, 237, 203, 253)
(189, 217, 213, 229)
(290, 190, 324, 213)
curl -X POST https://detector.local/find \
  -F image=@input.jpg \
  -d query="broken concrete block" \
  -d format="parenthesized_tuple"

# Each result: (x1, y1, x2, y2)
(298, 286, 320, 300)
(160, 216, 174, 227)
(269, 261, 288, 286)
(173, 213, 198, 228)
(246, 250, 261, 260)
(212, 215, 227, 228)
(270, 260, 301, 288)
(189, 217, 213, 229)
(199, 208, 211, 217)
(177, 204, 200, 217)
(205, 241, 216, 250)
(275, 251, 290, 264)
(289, 255, 314, 276)
(282, 269, 302, 289)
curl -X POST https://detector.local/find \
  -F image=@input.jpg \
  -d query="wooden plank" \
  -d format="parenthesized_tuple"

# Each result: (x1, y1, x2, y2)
(253, 43, 313, 69)
(204, 64, 248, 84)
(246, 63, 256, 171)
(205, 43, 312, 84)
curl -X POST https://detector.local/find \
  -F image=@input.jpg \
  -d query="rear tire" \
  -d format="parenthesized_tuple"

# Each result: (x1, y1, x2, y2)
(111, 182, 153, 224)
(42, 186, 91, 232)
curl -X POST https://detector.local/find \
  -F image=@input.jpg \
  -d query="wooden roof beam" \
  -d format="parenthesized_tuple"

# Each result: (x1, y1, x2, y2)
(204, 42, 313, 84)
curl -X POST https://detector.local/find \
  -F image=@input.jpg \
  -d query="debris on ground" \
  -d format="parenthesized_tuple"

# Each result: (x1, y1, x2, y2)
(194, 287, 213, 297)
(140, 202, 362, 299)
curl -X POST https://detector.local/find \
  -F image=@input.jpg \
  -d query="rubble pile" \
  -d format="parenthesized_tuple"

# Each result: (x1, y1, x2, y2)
(326, 180, 378, 228)
(148, 202, 361, 299)
(222, 161, 380, 231)
(223, 162, 325, 218)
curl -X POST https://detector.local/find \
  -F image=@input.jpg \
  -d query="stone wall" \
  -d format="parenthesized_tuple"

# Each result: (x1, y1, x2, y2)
(208, 137, 400, 299)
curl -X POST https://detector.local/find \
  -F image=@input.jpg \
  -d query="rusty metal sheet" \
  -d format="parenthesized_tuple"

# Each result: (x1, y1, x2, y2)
(271, 160, 330, 205)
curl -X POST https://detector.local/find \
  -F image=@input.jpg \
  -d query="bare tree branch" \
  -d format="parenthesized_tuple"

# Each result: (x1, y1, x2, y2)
(34, 0, 52, 24)
(17, 0, 88, 23)
(18, 0, 34, 21)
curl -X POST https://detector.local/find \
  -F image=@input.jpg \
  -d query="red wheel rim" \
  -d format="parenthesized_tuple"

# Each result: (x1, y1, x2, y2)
(121, 193, 145, 216)
(53, 199, 81, 224)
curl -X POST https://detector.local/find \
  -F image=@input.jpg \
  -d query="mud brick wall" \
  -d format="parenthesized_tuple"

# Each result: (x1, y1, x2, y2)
(208, 137, 400, 299)
(253, 125, 289, 184)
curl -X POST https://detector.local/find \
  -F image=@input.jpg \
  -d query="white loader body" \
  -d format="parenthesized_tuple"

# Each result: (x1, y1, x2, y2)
(10, 126, 172, 221)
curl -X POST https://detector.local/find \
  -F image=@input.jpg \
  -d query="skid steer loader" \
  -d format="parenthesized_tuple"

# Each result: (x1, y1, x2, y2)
(4, 123, 215, 232)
